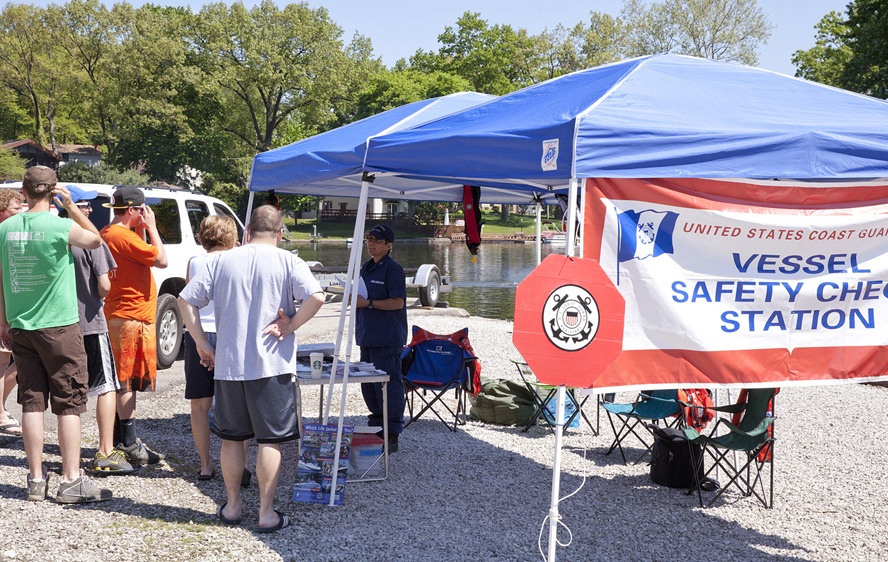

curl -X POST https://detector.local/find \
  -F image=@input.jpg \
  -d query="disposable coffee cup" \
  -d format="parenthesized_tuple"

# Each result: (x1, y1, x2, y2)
(310, 353, 324, 378)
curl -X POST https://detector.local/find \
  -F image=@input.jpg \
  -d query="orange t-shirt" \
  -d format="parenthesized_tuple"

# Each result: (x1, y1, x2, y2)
(100, 224, 159, 323)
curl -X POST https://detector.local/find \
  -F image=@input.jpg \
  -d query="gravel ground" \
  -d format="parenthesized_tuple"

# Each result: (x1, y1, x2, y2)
(1, 301, 887, 562)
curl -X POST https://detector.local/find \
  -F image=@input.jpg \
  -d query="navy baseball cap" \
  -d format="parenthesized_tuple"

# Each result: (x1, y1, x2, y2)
(367, 224, 394, 243)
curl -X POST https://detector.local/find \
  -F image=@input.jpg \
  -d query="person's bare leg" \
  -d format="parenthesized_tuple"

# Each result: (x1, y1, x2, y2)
(95, 391, 117, 456)
(219, 439, 245, 520)
(117, 390, 136, 420)
(21, 410, 45, 480)
(190, 397, 213, 475)
(0, 357, 17, 425)
(57, 413, 83, 482)
(255, 442, 282, 528)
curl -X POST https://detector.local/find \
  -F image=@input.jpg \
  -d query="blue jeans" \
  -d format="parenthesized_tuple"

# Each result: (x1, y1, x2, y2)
(360, 346, 405, 434)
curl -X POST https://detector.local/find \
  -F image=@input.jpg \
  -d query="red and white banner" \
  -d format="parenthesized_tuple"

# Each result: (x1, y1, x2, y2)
(584, 177, 888, 390)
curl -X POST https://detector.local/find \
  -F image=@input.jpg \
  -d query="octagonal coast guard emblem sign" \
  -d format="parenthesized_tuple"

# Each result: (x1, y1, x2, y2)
(513, 255, 624, 387)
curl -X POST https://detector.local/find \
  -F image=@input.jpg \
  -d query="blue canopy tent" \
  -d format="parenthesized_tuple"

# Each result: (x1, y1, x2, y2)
(248, 90, 567, 204)
(365, 53, 888, 184)
(246, 91, 569, 506)
(361, 53, 888, 560)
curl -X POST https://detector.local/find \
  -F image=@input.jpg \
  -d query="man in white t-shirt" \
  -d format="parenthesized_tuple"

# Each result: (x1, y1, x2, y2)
(179, 205, 324, 534)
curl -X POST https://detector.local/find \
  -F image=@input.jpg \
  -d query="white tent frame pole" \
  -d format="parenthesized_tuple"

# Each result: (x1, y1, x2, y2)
(547, 385, 567, 562)
(324, 179, 370, 506)
(535, 201, 542, 265)
(244, 192, 256, 243)
(547, 177, 579, 561)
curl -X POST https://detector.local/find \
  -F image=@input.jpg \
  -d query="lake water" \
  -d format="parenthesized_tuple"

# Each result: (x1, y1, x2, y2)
(280, 240, 565, 320)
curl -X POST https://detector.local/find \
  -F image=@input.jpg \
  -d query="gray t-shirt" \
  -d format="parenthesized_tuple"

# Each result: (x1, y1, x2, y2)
(179, 243, 322, 381)
(72, 242, 117, 336)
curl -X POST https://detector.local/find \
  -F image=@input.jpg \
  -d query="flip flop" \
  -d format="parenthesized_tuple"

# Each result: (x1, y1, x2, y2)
(216, 502, 241, 525)
(0, 417, 22, 437)
(197, 468, 215, 481)
(253, 510, 290, 534)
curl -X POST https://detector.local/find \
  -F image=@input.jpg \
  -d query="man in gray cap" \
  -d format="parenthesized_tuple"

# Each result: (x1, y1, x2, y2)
(355, 224, 408, 452)
(0, 166, 113, 503)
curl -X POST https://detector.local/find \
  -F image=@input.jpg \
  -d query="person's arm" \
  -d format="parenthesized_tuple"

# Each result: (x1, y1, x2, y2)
(264, 292, 326, 340)
(178, 296, 215, 369)
(0, 263, 9, 352)
(97, 272, 111, 299)
(357, 295, 404, 310)
(139, 205, 168, 269)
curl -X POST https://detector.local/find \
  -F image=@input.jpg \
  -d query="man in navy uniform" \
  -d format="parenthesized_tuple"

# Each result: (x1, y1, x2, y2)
(355, 224, 407, 452)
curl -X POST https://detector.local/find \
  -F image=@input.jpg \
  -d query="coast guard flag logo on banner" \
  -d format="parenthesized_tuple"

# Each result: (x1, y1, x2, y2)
(583, 177, 888, 391)
(617, 209, 678, 262)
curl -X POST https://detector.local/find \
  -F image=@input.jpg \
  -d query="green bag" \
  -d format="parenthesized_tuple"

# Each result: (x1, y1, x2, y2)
(468, 378, 536, 426)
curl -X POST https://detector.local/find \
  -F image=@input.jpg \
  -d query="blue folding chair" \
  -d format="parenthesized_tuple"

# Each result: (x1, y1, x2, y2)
(401, 326, 479, 432)
(602, 389, 681, 464)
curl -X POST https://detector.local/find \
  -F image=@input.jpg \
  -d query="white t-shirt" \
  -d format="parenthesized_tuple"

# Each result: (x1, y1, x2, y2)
(180, 243, 322, 381)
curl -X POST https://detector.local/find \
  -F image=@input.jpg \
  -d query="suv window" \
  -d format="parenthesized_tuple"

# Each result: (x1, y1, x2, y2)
(214, 203, 245, 242)
(185, 200, 211, 242)
(147, 197, 182, 244)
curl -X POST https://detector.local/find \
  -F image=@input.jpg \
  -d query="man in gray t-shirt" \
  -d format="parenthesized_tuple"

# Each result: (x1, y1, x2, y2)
(64, 202, 134, 475)
(179, 205, 324, 533)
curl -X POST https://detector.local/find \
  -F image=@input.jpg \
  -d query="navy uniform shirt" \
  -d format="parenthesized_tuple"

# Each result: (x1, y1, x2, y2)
(356, 253, 408, 348)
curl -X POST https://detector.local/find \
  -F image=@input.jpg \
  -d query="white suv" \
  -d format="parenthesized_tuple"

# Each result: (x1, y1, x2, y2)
(8, 182, 245, 369)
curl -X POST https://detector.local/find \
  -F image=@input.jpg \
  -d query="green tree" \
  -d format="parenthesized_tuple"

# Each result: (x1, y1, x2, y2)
(792, 11, 853, 87)
(188, 1, 352, 154)
(533, 14, 625, 81)
(348, 69, 472, 122)
(0, 4, 60, 148)
(621, 0, 772, 65)
(842, 0, 888, 98)
(0, 147, 27, 180)
(57, 161, 151, 185)
(410, 12, 538, 94)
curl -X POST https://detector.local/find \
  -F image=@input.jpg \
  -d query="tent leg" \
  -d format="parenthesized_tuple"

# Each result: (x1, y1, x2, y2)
(547, 386, 566, 562)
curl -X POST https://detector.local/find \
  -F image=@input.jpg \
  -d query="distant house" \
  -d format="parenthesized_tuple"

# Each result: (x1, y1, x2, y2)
(2, 139, 60, 169)
(57, 144, 102, 167)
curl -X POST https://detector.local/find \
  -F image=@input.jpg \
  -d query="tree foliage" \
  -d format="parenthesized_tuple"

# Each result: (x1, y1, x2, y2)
(0, 147, 27, 180)
(841, 0, 888, 98)
(792, 11, 853, 87)
(56, 161, 151, 185)
(621, 0, 772, 65)
(0, 0, 784, 192)
(792, 1, 887, 99)
(410, 12, 538, 95)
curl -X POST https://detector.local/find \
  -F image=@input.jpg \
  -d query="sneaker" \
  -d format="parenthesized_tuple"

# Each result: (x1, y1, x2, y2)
(116, 439, 163, 466)
(92, 450, 136, 474)
(56, 472, 113, 504)
(26, 468, 50, 502)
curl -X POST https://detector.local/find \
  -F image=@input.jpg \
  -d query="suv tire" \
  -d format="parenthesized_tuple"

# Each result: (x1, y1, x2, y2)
(155, 293, 183, 370)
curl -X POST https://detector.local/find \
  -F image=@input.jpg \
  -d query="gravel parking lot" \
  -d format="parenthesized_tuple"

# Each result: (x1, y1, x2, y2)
(1, 302, 887, 561)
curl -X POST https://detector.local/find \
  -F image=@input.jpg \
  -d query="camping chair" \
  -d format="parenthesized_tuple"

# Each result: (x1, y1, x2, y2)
(401, 326, 480, 432)
(601, 389, 681, 464)
(511, 360, 598, 435)
(681, 388, 777, 508)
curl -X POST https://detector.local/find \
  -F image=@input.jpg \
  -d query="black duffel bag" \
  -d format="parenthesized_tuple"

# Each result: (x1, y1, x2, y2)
(648, 425, 702, 489)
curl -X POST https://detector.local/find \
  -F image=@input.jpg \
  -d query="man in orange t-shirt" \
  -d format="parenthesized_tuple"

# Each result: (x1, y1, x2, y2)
(100, 186, 168, 466)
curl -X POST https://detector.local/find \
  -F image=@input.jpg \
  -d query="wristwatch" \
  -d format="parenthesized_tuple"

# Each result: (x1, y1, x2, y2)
(367, 299, 374, 309)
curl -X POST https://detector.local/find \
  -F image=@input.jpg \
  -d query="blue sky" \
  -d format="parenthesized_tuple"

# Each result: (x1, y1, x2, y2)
(24, 0, 849, 75)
